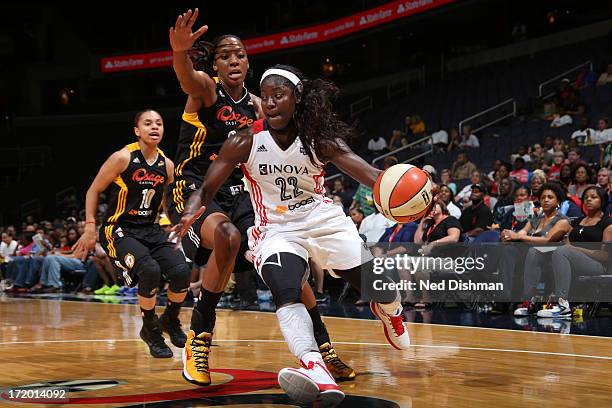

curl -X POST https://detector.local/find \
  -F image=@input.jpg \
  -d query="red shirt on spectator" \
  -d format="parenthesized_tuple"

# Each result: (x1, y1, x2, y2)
(510, 169, 529, 184)
(547, 164, 561, 181)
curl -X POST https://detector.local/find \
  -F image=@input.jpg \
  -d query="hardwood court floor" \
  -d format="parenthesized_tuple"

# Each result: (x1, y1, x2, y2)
(1, 297, 611, 407)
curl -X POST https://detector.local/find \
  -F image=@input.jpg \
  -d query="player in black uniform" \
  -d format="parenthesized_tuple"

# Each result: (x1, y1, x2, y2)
(73, 109, 191, 358)
(168, 9, 354, 386)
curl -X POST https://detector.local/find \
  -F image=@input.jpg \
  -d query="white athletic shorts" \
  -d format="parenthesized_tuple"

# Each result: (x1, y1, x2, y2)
(248, 201, 373, 275)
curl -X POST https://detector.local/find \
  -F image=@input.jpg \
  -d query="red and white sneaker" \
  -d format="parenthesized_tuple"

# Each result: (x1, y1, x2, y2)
(278, 357, 345, 406)
(370, 301, 411, 350)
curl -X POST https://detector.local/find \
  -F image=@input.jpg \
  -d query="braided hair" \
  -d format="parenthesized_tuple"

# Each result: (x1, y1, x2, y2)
(189, 34, 248, 78)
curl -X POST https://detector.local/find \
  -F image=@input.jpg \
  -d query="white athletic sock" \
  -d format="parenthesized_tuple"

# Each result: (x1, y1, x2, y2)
(378, 291, 401, 315)
(276, 303, 319, 361)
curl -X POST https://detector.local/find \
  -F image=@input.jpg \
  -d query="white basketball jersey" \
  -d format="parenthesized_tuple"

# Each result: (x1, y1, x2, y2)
(241, 120, 331, 229)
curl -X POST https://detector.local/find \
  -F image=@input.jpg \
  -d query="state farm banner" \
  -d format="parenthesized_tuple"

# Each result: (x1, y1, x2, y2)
(100, 0, 455, 73)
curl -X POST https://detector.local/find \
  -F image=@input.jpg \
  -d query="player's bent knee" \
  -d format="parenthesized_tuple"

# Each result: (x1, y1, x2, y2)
(135, 256, 161, 298)
(261, 253, 307, 307)
(166, 262, 191, 293)
(215, 222, 241, 255)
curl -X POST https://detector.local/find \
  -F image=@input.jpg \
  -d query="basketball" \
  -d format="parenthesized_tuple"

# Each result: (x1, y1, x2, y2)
(373, 163, 433, 223)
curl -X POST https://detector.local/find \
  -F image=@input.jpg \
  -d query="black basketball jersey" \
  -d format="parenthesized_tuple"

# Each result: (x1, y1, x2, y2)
(172, 79, 257, 213)
(104, 142, 168, 226)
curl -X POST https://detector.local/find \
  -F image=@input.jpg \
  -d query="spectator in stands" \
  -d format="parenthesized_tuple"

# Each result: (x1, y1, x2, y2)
(548, 151, 565, 181)
(551, 137, 566, 154)
(511, 145, 531, 164)
(557, 78, 577, 110)
(440, 169, 457, 195)
(459, 125, 479, 148)
(408, 115, 426, 138)
(349, 208, 365, 230)
(459, 183, 493, 239)
(411, 200, 463, 307)
(510, 157, 529, 184)
(430, 124, 448, 151)
(550, 111, 573, 128)
(331, 178, 353, 212)
(567, 147, 586, 167)
(4, 226, 40, 292)
(545, 187, 612, 316)
(509, 184, 572, 317)
(0, 232, 17, 285)
(570, 117, 594, 145)
(492, 178, 515, 228)
(451, 152, 477, 181)
(530, 172, 546, 207)
(369, 221, 419, 306)
(351, 183, 376, 217)
(359, 208, 395, 243)
(530, 143, 552, 170)
(91, 241, 121, 295)
(352, 156, 397, 217)
(568, 164, 593, 198)
(438, 184, 462, 219)
(422, 165, 437, 182)
(543, 136, 554, 154)
(447, 128, 461, 152)
(388, 129, 406, 150)
(30, 226, 83, 293)
(593, 117, 612, 144)
(456, 170, 482, 206)
(367, 134, 387, 155)
(596, 63, 612, 86)
(492, 162, 511, 194)
(597, 168, 610, 189)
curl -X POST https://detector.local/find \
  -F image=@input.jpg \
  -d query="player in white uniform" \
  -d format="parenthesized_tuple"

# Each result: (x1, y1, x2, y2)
(175, 65, 412, 405)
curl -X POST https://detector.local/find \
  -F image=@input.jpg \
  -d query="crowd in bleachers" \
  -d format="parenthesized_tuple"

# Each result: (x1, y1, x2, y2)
(325, 62, 612, 315)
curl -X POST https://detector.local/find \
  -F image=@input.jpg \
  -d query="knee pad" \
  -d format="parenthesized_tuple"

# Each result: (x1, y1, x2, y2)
(166, 262, 191, 293)
(134, 256, 161, 298)
(261, 253, 307, 307)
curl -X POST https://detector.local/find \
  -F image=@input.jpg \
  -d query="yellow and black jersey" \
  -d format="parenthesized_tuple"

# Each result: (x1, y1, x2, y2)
(171, 79, 257, 213)
(103, 142, 168, 227)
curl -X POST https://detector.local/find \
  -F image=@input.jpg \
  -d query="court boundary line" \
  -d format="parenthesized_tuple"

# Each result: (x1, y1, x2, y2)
(5, 296, 612, 341)
(1, 337, 611, 361)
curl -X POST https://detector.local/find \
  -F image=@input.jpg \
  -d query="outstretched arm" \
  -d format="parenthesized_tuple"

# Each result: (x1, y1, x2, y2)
(173, 129, 253, 240)
(169, 8, 216, 106)
(327, 140, 381, 188)
(72, 149, 130, 259)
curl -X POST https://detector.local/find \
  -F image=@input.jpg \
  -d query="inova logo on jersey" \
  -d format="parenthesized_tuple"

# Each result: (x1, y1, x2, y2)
(258, 164, 310, 176)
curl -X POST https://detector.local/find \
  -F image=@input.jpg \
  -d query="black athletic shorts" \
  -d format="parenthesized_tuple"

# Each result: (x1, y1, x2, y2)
(99, 223, 187, 287)
(165, 184, 255, 272)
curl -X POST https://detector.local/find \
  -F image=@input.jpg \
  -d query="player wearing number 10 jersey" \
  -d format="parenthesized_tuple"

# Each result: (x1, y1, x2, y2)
(73, 109, 192, 359)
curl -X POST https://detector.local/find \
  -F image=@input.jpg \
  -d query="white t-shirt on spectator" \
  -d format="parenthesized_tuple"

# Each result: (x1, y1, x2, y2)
(0, 240, 18, 262)
(368, 137, 387, 152)
(447, 202, 462, 219)
(550, 115, 573, 128)
(430, 130, 448, 145)
(570, 128, 595, 141)
(592, 129, 612, 144)
(359, 212, 395, 242)
(461, 134, 479, 148)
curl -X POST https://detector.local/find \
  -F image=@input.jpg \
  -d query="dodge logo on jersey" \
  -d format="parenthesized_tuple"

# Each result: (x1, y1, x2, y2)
(258, 164, 310, 176)
(131, 168, 165, 187)
(216, 106, 254, 129)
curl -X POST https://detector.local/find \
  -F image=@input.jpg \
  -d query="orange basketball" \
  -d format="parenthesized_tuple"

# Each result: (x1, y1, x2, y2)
(373, 164, 433, 223)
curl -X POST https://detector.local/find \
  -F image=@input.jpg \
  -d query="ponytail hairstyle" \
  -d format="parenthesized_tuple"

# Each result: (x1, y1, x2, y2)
(262, 64, 352, 167)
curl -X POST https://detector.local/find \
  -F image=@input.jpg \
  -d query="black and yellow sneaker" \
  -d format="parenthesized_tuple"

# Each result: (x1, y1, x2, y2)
(319, 342, 356, 381)
(140, 318, 173, 358)
(160, 313, 187, 348)
(182, 330, 212, 386)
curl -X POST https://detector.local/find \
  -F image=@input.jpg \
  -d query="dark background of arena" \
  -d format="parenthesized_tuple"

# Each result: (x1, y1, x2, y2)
(1, 0, 612, 225)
